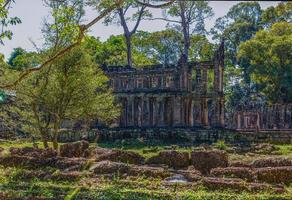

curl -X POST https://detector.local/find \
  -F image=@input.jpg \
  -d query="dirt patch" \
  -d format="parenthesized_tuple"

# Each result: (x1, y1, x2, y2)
(9, 147, 57, 159)
(202, 177, 284, 193)
(91, 160, 131, 175)
(0, 154, 87, 171)
(129, 166, 172, 178)
(251, 143, 279, 154)
(0, 155, 56, 169)
(59, 141, 89, 158)
(251, 157, 292, 168)
(210, 167, 254, 181)
(177, 166, 202, 182)
(229, 161, 252, 168)
(96, 149, 144, 165)
(53, 157, 87, 170)
(255, 166, 292, 185)
(190, 150, 228, 174)
(146, 150, 190, 169)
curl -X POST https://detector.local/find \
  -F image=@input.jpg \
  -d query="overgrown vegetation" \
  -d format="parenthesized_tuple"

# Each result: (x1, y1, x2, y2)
(1, 139, 292, 199)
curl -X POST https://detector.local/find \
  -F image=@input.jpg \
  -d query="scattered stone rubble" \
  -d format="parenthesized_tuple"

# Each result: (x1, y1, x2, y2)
(0, 143, 291, 193)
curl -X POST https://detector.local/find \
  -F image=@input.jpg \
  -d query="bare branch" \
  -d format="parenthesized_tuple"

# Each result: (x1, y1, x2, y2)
(135, 0, 175, 8)
(131, 6, 145, 35)
(149, 17, 180, 24)
(0, 0, 125, 89)
(84, 0, 124, 30)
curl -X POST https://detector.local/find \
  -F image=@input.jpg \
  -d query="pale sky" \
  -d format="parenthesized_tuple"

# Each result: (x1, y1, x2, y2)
(0, 1, 278, 59)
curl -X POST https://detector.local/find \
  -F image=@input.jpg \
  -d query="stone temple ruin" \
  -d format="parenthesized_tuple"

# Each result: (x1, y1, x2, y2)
(102, 43, 225, 129)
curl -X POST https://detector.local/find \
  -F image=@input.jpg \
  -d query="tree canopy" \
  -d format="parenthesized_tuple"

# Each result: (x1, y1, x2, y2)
(238, 22, 292, 103)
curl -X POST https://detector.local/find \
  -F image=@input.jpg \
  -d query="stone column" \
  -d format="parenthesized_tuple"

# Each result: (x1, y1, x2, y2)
(158, 97, 165, 127)
(201, 98, 209, 127)
(127, 96, 134, 127)
(137, 97, 142, 127)
(219, 98, 225, 127)
(190, 99, 194, 127)
(153, 97, 159, 127)
(120, 97, 128, 127)
(142, 97, 149, 127)
(192, 100, 201, 126)
(202, 66, 208, 94)
(173, 96, 182, 126)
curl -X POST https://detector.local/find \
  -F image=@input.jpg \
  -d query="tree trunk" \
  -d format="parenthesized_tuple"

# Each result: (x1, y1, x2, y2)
(52, 122, 60, 150)
(179, 2, 190, 62)
(42, 137, 49, 149)
(125, 34, 132, 66)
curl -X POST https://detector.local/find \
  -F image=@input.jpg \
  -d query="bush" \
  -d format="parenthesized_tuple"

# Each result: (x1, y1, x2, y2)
(213, 140, 228, 150)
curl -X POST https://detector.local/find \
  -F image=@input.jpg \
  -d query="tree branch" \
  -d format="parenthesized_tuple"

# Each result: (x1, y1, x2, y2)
(149, 17, 180, 23)
(118, 7, 130, 35)
(131, 6, 145, 35)
(135, 0, 175, 8)
(0, 0, 125, 89)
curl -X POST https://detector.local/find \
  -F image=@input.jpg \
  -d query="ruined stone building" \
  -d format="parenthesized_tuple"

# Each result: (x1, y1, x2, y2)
(102, 44, 225, 129)
(232, 104, 292, 131)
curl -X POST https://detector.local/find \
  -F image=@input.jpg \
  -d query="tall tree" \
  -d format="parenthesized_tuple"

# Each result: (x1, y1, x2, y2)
(92, 0, 151, 66)
(3, 46, 119, 149)
(158, 1, 213, 61)
(132, 30, 213, 65)
(211, 2, 262, 84)
(238, 22, 292, 103)
(211, 2, 263, 115)
(262, 2, 292, 28)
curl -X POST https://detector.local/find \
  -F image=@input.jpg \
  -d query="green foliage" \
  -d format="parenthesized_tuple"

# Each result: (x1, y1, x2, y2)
(165, 1, 214, 35)
(3, 45, 119, 148)
(42, 0, 84, 49)
(238, 22, 292, 103)
(7, 47, 40, 71)
(0, 0, 21, 44)
(133, 30, 182, 65)
(213, 140, 228, 150)
(262, 2, 292, 28)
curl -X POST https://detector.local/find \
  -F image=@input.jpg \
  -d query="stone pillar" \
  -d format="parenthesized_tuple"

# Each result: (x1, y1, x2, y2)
(127, 96, 134, 127)
(135, 97, 142, 127)
(164, 97, 173, 126)
(173, 96, 182, 126)
(153, 97, 158, 127)
(202, 67, 208, 94)
(190, 99, 194, 127)
(158, 97, 165, 127)
(219, 98, 224, 127)
(192, 100, 201, 126)
(142, 97, 149, 127)
(201, 98, 209, 127)
(120, 97, 128, 127)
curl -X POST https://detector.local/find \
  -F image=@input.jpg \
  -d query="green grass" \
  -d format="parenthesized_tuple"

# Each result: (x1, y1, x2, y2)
(97, 138, 194, 158)
(1, 164, 292, 200)
(1, 140, 292, 199)
(275, 144, 292, 158)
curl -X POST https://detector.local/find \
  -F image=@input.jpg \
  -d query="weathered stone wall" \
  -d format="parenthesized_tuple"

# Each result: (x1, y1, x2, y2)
(57, 128, 292, 145)
(102, 61, 224, 129)
(231, 104, 292, 131)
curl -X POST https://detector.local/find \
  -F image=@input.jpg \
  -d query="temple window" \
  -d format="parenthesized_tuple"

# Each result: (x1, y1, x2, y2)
(166, 76, 173, 88)
(137, 78, 143, 88)
(152, 77, 158, 88)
